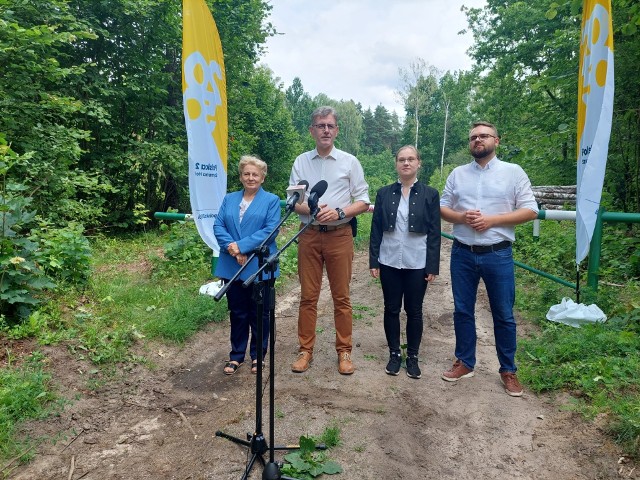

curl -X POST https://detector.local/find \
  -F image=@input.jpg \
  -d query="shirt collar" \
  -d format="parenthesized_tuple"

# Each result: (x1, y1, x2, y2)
(473, 156, 498, 170)
(311, 147, 337, 160)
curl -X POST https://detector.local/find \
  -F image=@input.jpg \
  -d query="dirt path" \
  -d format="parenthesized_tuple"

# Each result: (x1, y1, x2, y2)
(9, 240, 636, 479)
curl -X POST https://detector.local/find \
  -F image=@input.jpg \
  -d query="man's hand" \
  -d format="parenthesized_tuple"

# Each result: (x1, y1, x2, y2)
(314, 204, 335, 223)
(464, 210, 492, 232)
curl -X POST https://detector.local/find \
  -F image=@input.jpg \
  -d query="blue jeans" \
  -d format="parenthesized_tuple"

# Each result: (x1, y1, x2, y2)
(450, 244, 517, 373)
(379, 265, 428, 356)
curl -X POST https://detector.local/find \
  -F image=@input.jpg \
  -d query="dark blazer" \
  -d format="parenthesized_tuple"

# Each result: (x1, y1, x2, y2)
(369, 181, 441, 275)
(214, 187, 280, 281)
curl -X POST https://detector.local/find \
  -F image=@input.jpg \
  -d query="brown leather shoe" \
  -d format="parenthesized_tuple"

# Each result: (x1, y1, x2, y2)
(500, 372, 523, 397)
(338, 352, 355, 375)
(441, 359, 475, 382)
(291, 351, 312, 373)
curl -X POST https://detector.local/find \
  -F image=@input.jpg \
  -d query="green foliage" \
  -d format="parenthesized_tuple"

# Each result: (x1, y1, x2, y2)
(275, 217, 301, 279)
(0, 352, 57, 462)
(281, 432, 342, 479)
(517, 308, 640, 455)
(31, 221, 92, 285)
(354, 211, 372, 250)
(0, 0, 104, 227)
(359, 151, 397, 199)
(0, 149, 56, 320)
(159, 221, 209, 268)
(226, 66, 300, 198)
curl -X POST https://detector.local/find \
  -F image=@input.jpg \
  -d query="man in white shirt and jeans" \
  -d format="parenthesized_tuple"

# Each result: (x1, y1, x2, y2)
(439, 121, 538, 396)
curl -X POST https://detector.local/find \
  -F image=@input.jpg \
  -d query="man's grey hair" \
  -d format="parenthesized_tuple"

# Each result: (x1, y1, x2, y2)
(310, 106, 339, 126)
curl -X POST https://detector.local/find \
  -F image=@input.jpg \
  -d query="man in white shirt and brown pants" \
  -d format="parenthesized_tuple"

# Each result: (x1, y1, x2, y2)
(440, 121, 538, 396)
(289, 106, 370, 375)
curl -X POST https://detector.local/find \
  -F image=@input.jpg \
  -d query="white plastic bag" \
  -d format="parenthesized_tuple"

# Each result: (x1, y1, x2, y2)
(199, 279, 224, 297)
(546, 297, 607, 328)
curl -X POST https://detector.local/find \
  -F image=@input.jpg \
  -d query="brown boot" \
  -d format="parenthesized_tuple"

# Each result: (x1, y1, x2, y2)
(338, 352, 355, 375)
(291, 351, 312, 373)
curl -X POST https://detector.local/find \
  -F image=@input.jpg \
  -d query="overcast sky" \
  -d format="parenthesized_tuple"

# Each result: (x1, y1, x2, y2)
(259, 1, 487, 117)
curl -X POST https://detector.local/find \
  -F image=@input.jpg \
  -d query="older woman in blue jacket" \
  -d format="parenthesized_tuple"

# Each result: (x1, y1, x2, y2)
(214, 155, 280, 375)
(369, 146, 441, 379)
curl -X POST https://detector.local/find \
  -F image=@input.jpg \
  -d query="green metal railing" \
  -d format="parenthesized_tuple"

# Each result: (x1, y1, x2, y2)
(534, 209, 640, 290)
(155, 207, 640, 293)
(440, 231, 576, 290)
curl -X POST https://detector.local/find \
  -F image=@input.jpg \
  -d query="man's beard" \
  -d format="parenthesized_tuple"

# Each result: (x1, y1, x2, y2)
(470, 144, 494, 159)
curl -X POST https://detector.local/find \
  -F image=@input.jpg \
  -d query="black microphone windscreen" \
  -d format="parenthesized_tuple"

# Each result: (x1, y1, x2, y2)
(298, 180, 309, 190)
(310, 180, 328, 197)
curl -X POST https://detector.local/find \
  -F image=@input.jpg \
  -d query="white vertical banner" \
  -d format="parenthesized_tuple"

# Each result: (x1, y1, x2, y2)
(576, 0, 614, 264)
(182, 0, 227, 255)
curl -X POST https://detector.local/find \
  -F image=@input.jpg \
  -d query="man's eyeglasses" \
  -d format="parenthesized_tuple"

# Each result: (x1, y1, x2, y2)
(469, 133, 497, 142)
(397, 157, 418, 164)
(313, 123, 337, 131)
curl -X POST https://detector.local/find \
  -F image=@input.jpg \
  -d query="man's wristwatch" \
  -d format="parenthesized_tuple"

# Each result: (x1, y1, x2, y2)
(335, 207, 346, 220)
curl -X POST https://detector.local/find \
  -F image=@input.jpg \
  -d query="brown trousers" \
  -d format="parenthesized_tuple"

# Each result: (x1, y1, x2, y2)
(297, 225, 354, 354)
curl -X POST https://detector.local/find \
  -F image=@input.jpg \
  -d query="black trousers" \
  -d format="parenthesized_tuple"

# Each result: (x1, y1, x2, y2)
(379, 264, 428, 357)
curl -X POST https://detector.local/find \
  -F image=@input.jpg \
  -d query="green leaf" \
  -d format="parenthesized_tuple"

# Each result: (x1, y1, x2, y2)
(322, 460, 343, 474)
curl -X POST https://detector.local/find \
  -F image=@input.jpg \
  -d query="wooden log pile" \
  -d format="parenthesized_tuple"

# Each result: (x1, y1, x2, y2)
(531, 185, 577, 210)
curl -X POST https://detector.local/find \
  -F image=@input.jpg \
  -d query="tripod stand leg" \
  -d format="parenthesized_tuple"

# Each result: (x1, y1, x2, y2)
(215, 430, 251, 448)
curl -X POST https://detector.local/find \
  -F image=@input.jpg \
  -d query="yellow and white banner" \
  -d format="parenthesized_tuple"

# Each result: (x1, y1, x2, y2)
(576, 0, 614, 264)
(182, 0, 227, 254)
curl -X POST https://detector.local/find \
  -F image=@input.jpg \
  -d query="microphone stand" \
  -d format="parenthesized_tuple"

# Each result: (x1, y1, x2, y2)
(243, 205, 320, 288)
(214, 204, 325, 480)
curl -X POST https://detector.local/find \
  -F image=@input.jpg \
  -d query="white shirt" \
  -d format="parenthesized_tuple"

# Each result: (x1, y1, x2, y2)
(440, 157, 539, 245)
(379, 187, 427, 269)
(289, 147, 370, 225)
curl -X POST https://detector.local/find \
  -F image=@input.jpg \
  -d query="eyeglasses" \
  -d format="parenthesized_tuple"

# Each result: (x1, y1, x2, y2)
(469, 133, 497, 142)
(397, 157, 418, 164)
(313, 123, 337, 131)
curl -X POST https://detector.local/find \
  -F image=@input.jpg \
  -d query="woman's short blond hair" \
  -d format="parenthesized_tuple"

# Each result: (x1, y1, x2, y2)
(238, 155, 268, 177)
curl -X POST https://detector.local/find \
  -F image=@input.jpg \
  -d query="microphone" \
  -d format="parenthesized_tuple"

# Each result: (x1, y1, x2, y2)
(285, 180, 309, 212)
(307, 180, 328, 215)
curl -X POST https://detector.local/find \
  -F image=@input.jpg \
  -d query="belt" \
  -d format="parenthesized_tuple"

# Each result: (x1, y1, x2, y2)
(453, 239, 512, 253)
(307, 223, 350, 232)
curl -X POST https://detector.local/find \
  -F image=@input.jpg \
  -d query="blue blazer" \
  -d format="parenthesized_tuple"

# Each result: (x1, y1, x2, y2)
(214, 187, 281, 282)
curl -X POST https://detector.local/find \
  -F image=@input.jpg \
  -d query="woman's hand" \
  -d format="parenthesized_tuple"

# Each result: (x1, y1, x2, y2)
(227, 242, 240, 257)
(370, 268, 379, 279)
(236, 254, 248, 265)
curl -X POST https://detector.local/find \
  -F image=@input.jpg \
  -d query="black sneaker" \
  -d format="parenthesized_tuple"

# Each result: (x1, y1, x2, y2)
(385, 352, 401, 376)
(406, 355, 421, 379)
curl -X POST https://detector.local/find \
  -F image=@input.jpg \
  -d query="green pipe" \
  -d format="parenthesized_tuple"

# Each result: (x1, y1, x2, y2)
(601, 211, 640, 223)
(513, 260, 576, 289)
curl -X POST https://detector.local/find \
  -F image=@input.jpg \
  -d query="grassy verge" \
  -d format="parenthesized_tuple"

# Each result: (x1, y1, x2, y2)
(0, 225, 229, 465)
(513, 220, 640, 458)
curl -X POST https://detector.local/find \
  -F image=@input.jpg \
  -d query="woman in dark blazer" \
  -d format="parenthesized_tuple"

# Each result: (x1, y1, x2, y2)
(214, 155, 280, 375)
(369, 145, 441, 379)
